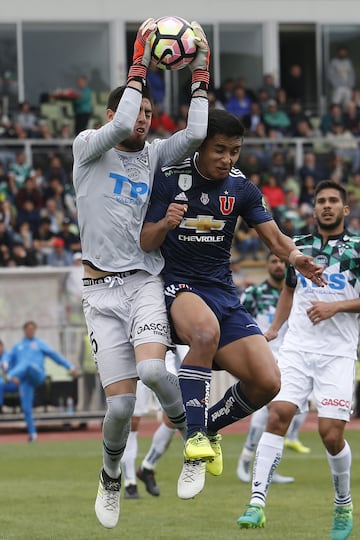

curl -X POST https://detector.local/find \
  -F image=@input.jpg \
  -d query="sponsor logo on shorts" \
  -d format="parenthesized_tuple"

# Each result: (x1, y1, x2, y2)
(321, 398, 351, 409)
(137, 323, 169, 336)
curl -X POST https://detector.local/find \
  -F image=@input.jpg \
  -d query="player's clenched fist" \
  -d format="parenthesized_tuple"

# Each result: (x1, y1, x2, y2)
(164, 203, 188, 229)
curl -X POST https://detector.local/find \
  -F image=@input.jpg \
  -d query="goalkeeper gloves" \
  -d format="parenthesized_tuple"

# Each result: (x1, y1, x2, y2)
(189, 21, 210, 94)
(127, 18, 157, 86)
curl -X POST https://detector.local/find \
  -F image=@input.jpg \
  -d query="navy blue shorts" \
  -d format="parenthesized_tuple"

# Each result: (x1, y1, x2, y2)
(164, 280, 262, 368)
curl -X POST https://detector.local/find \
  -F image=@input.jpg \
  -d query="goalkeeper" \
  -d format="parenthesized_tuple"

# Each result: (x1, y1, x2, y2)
(72, 18, 211, 530)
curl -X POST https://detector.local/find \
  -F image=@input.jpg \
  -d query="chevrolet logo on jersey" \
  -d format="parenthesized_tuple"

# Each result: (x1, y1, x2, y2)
(181, 215, 225, 232)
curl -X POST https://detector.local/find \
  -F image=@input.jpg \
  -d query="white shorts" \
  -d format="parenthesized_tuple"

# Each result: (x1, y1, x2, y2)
(82, 271, 171, 387)
(274, 349, 356, 422)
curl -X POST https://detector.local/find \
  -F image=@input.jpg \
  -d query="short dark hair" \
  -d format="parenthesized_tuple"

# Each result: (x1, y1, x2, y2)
(314, 180, 347, 204)
(205, 109, 245, 141)
(23, 320, 37, 330)
(107, 85, 152, 112)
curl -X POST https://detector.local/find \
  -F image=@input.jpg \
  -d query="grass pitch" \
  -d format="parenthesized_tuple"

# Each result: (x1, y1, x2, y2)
(0, 430, 358, 540)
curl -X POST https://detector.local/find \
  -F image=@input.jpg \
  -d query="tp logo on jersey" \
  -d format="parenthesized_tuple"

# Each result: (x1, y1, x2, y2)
(109, 172, 148, 199)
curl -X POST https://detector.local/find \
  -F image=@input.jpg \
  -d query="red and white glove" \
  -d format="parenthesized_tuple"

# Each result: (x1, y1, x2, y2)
(188, 21, 210, 94)
(127, 18, 157, 85)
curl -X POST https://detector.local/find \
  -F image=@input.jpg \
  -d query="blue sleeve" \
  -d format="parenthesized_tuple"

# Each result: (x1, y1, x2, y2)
(241, 181, 273, 226)
(37, 339, 72, 370)
(145, 170, 173, 223)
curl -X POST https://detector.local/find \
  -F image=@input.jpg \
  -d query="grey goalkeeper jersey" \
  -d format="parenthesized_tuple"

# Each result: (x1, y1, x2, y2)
(73, 87, 208, 274)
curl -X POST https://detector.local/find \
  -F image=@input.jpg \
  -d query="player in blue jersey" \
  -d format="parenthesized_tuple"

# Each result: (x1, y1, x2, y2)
(0, 339, 19, 413)
(237, 180, 359, 540)
(141, 108, 326, 500)
(72, 18, 211, 528)
(5, 321, 77, 442)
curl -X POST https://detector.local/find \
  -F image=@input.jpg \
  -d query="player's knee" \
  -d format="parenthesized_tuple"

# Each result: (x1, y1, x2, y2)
(319, 426, 344, 454)
(187, 325, 219, 354)
(267, 402, 292, 435)
(106, 394, 136, 423)
(137, 358, 166, 391)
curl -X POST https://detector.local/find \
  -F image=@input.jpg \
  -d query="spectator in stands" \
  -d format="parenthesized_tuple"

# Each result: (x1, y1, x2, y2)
(325, 120, 360, 173)
(10, 241, 38, 267)
(15, 175, 43, 212)
(8, 150, 32, 192)
(233, 219, 262, 262)
(72, 75, 93, 135)
(259, 73, 279, 100)
(242, 101, 263, 134)
(14, 101, 40, 138)
(42, 177, 67, 216)
(12, 221, 34, 251)
(263, 99, 291, 136)
(346, 190, 360, 223)
(16, 199, 41, 236)
(58, 217, 81, 253)
(326, 153, 350, 185)
(40, 197, 64, 233)
(297, 151, 324, 185)
(347, 171, 360, 205)
(5, 320, 77, 441)
(320, 103, 344, 135)
(0, 217, 14, 266)
(0, 198, 16, 228)
(282, 64, 305, 102)
(266, 151, 288, 185)
(225, 85, 252, 119)
(47, 236, 73, 267)
(207, 90, 225, 110)
(257, 87, 270, 113)
(32, 216, 55, 264)
(0, 103, 14, 138)
(261, 174, 286, 219)
(343, 100, 360, 133)
(43, 155, 69, 187)
(0, 163, 11, 200)
(298, 175, 316, 207)
(0, 339, 18, 413)
(288, 100, 311, 136)
(215, 77, 236, 107)
(275, 88, 289, 113)
(328, 45, 355, 107)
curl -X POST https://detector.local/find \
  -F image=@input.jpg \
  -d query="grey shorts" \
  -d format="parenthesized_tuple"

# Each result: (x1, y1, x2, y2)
(82, 271, 171, 388)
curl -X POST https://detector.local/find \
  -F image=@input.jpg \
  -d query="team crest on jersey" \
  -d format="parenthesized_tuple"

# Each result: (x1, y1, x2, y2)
(200, 192, 209, 205)
(314, 254, 328, 268)
(219, 195, 235, 215)
(178, 174, 192, 191)
(127, 167, 140, 181)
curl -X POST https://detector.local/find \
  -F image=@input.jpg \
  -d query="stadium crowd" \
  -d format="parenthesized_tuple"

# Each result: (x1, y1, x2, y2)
(1, 69, 360, 269)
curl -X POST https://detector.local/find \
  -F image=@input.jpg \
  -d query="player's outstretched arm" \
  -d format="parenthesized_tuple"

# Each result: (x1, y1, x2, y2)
(255, 220, 327, 287)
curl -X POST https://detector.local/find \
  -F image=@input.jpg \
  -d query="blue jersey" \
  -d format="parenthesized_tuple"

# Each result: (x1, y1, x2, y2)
(7, 337, 72, 379)
(145, 155, 273, 289)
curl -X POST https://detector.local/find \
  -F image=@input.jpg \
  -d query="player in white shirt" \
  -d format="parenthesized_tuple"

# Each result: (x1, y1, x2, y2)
(236, 252, 310, 486)
(72, 18, 210, 529)
(238, 180, 360, 540)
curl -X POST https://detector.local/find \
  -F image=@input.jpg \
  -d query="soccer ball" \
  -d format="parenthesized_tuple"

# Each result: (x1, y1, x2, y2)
(150, 16, 197, 71)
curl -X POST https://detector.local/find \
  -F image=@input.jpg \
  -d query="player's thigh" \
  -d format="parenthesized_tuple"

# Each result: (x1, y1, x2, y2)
(315, 354, 355, 421)
(170, 291, 220, 344)
(215, 334, 279, 385)
(130, 273, 171, 353)
(273, 349, 313, 412)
